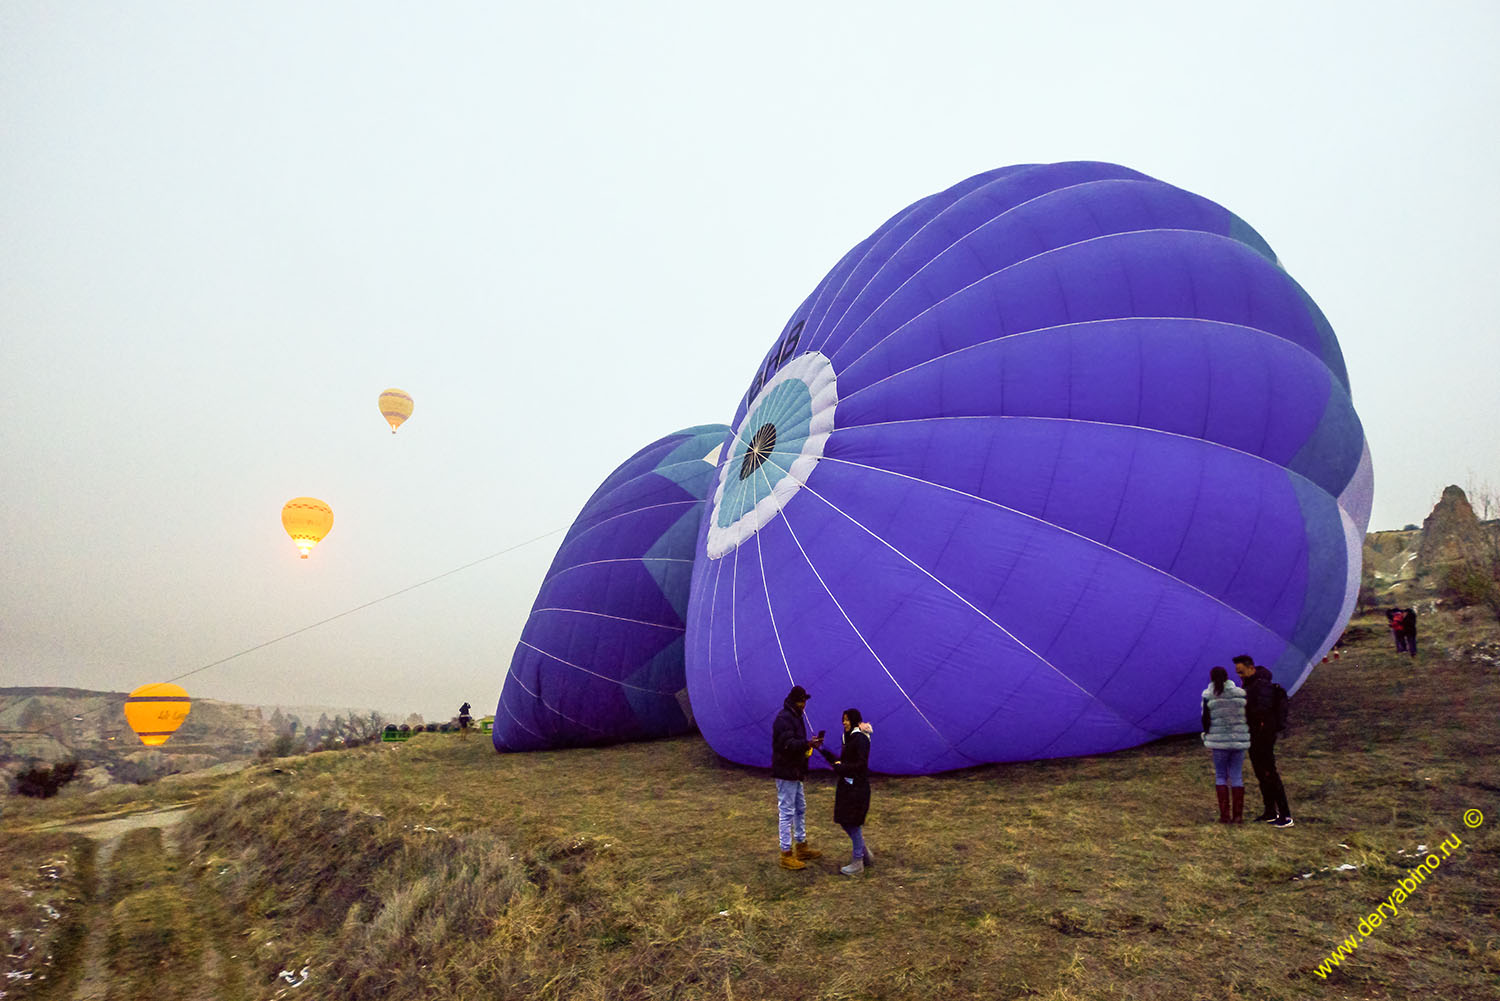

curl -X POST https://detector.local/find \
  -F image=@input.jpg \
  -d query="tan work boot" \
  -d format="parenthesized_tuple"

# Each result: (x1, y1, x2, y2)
(779, 849, 806, 870)
(793, 841, 822, 861)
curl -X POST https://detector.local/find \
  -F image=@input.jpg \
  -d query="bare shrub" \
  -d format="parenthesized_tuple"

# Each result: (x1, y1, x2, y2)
(15, 759, 79, 798)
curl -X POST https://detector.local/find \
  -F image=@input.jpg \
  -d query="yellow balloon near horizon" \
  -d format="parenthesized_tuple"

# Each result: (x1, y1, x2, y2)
(281, 497, 334, 559)
(124, 683, 191, 747)
(378, 388, 414, 433)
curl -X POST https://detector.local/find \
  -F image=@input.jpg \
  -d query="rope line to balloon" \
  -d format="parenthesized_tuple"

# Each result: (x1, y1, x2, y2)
(0, 525, 568, 739)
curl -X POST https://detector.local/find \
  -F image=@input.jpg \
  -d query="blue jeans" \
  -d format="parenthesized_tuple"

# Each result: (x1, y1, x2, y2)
(842, 823, 865, 861)
(1212, 748, 1245, 786)
(775, 779, 806, 850)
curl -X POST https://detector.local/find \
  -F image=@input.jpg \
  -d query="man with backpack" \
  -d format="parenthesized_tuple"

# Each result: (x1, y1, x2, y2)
(1232, 654, 1293, 828)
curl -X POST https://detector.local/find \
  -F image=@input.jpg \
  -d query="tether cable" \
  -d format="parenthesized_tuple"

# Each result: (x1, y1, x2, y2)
(0, 525, 567, 737)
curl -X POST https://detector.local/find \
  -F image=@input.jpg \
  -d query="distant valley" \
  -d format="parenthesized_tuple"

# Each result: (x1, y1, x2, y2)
(0, 687, 417, 793)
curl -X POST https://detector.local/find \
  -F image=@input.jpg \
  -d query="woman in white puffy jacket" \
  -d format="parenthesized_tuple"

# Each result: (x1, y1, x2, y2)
(1201, 666, 1252, 823)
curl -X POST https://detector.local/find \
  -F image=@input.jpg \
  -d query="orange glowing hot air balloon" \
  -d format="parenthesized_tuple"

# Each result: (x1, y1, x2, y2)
(281, 497, 334, 559)
(378, 388, 414, 433)
(124, 683, 191, 746)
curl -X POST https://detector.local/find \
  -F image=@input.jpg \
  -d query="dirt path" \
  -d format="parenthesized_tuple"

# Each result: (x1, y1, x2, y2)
(50, 806, 194, 862)
(58, 807, 195, 1001)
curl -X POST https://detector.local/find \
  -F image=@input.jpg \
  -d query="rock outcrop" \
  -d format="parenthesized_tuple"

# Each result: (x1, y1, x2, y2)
(1419, 485, 1488, 568)
(1363, 528, 1421, 601)
(1361, 485, 1500, 606)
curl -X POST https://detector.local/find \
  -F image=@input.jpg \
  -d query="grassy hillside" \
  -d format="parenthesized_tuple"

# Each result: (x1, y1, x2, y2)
(3, 609, 1498, 1000)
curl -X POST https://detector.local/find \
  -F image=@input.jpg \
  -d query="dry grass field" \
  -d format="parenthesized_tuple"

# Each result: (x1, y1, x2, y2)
(3, 607, 1497, 1000)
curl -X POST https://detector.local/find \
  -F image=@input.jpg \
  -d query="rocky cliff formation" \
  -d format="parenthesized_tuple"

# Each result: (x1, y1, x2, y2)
(0, 688, 278, 792)
(1419, 485, 1489, 567)
(1363, 485, 1499, 605)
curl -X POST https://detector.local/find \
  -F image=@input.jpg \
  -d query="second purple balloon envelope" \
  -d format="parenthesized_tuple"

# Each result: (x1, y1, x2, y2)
(494, 424, 729, 752)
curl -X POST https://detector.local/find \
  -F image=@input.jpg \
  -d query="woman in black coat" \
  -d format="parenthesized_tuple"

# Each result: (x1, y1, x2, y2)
(818, 707, 874, 875)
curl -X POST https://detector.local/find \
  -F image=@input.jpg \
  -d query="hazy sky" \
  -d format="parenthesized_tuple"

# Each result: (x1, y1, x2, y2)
(3, 2, 1497, 721)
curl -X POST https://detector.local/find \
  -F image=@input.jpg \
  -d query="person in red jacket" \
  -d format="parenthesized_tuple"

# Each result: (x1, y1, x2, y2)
(1387, 608, 1408, 654)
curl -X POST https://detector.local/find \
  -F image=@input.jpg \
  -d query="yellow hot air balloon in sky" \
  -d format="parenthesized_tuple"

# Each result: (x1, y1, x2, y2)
(124, 683, 191, 746)
(378, 388, 414, 433)
(281, 497, 334, 559)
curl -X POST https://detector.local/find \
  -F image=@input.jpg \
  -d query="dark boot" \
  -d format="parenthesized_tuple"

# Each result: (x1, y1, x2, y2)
(1215, 785, 1230, 823)
(1231, 786, 1245, 824)
(793, 840, 822, 861)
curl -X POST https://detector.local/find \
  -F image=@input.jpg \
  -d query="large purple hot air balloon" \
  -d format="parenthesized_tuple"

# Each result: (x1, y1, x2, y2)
(685, 162, 1372, 774)
(494, 424, 729, 751)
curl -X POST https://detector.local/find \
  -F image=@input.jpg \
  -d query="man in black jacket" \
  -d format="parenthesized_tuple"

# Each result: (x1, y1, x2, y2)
(771, 684, 824, 869)
(1233, 655, 1293, 827)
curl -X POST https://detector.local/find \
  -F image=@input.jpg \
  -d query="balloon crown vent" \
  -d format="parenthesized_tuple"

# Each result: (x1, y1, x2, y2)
(739, 423, 777, 480)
